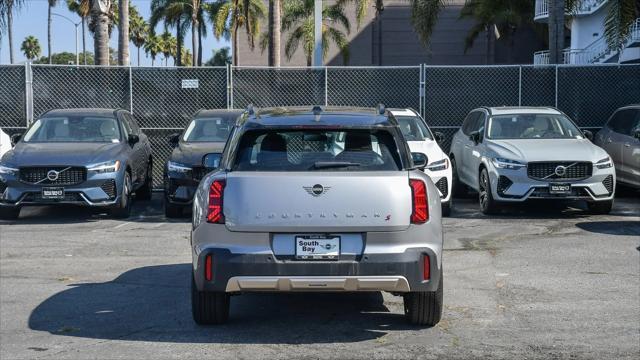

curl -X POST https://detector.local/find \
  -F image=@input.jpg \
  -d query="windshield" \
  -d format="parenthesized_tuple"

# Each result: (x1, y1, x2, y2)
(396, 116, 434, 141)
(232, 129, 403, 171)
(487, 114, 584, 139)
(23, 116, 121, 143)
(183, 117, 235, 142)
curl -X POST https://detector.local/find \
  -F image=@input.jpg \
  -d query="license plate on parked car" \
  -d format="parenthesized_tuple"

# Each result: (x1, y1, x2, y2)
(42, 187, 65, 200)
(549, 183, 571, 195)
(295, 235, 340, 260)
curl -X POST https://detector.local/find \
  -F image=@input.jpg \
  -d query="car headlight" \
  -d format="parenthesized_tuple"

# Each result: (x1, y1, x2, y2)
(87, 160, 121, 173)
(492, 158, 526, 170)
(595, 157, 613, 169)
(426, 158, 449, 172)
(168, 161, 192, 173)
(0, 164, 19, 175)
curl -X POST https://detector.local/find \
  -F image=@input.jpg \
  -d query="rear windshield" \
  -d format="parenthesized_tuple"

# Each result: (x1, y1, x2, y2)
(182, 117, 235, 142)
(232, 129, 403, 171)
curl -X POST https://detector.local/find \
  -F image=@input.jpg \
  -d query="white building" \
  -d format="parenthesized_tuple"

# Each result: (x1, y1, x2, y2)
(533, 0, 640, 64)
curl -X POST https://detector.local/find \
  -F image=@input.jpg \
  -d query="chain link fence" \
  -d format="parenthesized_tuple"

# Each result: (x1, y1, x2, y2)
(0, 63, 638, 188)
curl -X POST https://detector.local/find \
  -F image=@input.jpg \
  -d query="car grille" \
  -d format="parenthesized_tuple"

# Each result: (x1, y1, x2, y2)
(497, 176, 513, 195)
(23, 192, 83, 202)
(100, 179, 117, 199)
(527, 162, 592, 181)
(191, 167, 209, 182)
(602, 175, 614, 194)
(19, 166, 86, 185)
(435, 177, 448, 199)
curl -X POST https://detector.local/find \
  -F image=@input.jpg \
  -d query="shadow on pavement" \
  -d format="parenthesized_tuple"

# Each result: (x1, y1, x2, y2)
(28, 263, 415, 344)
(575, 221, 640, 236)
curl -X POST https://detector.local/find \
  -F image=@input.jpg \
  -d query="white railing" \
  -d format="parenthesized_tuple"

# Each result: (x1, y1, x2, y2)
(535, 0, 608, 20)
(534, 18, 640, 64)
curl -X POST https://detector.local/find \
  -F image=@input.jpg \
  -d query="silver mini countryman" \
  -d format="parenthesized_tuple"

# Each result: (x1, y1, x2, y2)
(190, 106, 444, 326)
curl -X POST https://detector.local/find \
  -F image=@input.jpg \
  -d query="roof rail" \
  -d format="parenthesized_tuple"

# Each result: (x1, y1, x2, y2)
(246, 104, 255, 115)
(376, 103, 386, 115)
(312, 105, 323, 114)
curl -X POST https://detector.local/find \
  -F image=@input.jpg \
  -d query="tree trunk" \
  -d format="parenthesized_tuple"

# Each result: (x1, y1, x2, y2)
(233, 22, 239, 66)
(118, 0, 129, 65)
(192, 17, 198, 67)
(82, 17, 87, 64)
(176, 18, 182, 66)
(548, 0, 565, 64)
(198, 25, 203, 66)
(268, 0, 281, 67)
(137, 46, 141, 66)
(8, 8, 14, 64)
(48, 4, 53, 64)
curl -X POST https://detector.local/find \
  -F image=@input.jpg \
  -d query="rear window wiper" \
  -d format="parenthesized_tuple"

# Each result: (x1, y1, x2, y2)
(311, 161, 362, 169)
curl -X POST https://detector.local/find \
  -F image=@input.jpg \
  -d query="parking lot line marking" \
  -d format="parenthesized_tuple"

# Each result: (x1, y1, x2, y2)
(114, 222, 132, 229)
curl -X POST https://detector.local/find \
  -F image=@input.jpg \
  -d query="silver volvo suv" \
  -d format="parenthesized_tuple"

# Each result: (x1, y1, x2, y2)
(190, 106, 444, 326)
(450, 107, 616, 214)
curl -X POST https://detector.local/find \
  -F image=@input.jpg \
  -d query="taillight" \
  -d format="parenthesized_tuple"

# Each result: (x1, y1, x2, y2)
(206, 180, 225, 223)
(205, 254, 213, 281)
(423, 255, 431, 280)
(410, 179, 428, 223)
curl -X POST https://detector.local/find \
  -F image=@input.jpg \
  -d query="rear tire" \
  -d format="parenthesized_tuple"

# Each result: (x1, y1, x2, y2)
(191, 273, 229, 325)
(0, 207, 21, 220)
(404, 272, 443, 326)
(111, 172, 132, 219)
(441, 200, 451, 217)
(164, 201, 183, 218)
(136, 160, 153, 201)
(587, 200, 613, 215)
(479, 168, 499, 215)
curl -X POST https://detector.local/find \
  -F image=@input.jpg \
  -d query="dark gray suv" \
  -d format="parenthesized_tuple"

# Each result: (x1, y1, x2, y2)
(0, 108, 153, 219)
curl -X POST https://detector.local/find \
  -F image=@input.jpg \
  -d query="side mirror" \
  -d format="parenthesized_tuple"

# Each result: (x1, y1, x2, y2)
(582, 129, 593, 141)
(10, 133, 22, 146)
(169, 133, 180, 148)
(469, 131, 480, 145)
(203, 153, 222, 170)
(434, 131, 445, 144)
(411, 152, 428, 169)
(634, 129, 640, 140)
(128, 134, 140, 145)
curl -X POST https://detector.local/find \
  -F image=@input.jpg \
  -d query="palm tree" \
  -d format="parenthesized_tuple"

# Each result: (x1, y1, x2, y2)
(129, 11, 148, 66)
(150, 0, 189, 66)
(268, 0, 282, 66)
(89, 0, 112, 65)
(281, 0, 350, 66)
(460, 0, 534, 64)
(1, 0, 26, 64)
(597, 0, 639, 56)
(211, 0, 266, 66)
(117, 0, 129, 65)
(144, 34, 162, 66)
(548, 0, 565, 63)
(21, 35, 41, 61)
(67, 0, 90, 65)
(204, 46, 232, 66)
(48, 0, 58, 64)
(182, 47, 192, 66)
(160, 31, 177, 66)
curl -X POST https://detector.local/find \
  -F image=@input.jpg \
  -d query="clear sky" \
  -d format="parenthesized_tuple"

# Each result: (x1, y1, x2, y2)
(0, 0, 230, 66)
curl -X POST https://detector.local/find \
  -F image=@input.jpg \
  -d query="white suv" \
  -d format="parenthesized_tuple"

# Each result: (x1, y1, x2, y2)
(390, 109, 453, 216)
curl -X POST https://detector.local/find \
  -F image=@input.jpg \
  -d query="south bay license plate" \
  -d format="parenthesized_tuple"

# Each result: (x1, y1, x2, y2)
(549, 183, 571, 195)
(295, 235, 340, 260)
(42, 187, 65, 199)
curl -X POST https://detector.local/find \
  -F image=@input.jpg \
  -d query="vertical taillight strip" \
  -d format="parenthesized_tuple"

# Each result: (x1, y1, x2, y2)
(207, 180, 226, 223)
(410, 179, 429, 223)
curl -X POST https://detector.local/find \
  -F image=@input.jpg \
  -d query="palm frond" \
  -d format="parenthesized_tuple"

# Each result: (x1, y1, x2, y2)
(410, 0, 446, 47)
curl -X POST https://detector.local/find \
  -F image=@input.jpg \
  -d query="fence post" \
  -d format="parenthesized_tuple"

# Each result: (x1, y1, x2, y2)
(554, 65, 559, 108)
(228, 64, 234, 109)
(518, 65, 522, 106)
(129, 66, 134, 114)
(24, 62, 34, 126)
(324, 66, 328, 107)
(419, 64, 425, 118)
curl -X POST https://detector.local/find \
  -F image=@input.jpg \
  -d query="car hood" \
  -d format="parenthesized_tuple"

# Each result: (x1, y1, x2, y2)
(2, 142, 123, 166)
(171, 142, 225, 166)
(487, 139, 608, 163)
(407, 140, 447, 165)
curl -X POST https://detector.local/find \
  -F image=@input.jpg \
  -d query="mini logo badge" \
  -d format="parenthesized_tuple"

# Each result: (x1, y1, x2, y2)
(47, 170, 59, 181)
(303, 184, 331, 197)
(554, 165, 566, 177)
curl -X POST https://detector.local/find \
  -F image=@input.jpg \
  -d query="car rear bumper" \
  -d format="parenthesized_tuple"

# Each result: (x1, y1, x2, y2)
(192, 247, 441, 293)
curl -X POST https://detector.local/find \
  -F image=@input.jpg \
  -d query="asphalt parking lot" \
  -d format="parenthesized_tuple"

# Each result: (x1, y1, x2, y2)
(0, 191, 639, 359)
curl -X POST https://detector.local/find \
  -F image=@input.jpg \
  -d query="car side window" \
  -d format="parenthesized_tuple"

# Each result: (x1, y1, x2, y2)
(120, 114, 133, 138)
(461, 112, 480, 135)
(607, 109, 636, 136)
(124, 113, 140, 135)
(475, 112, 487, 141)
